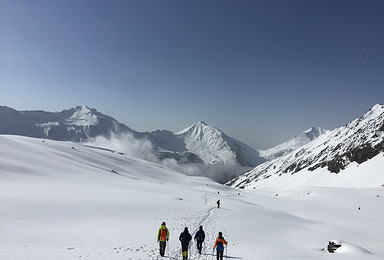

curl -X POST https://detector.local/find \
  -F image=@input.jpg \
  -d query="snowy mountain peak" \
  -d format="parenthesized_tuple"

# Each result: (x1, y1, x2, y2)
(361, 104, 384, 122)
(297, 126, 328, 139)
(190, 121, 212, 135)
(173, 121, 264, 168)
(75, 105, 95, 114)
(259, 126, 329, 160)
(369, 103, 384, 112)
(176, 122, 231, 161)
(0, 105, 134, 142)
(303, 126, 327, 136)
(67, 105, 99, 126)
(176, 121, 210, 136)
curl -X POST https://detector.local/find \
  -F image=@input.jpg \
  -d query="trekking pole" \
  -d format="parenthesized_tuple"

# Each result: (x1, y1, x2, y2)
(225, 245, 228, 259)
(167, 240, 170, 259)
(212, 248, 214, 260)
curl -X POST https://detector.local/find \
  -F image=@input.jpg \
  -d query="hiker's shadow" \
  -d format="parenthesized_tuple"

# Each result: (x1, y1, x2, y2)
(201, 252, 243, 259)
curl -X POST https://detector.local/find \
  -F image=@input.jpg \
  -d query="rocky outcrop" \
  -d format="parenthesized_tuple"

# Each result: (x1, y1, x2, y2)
(327, 241, 342, 253)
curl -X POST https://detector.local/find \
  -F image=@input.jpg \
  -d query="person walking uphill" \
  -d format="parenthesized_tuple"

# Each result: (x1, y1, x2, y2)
(157, 222, 169, 257)
(194, 225, 205, 254)
(179, 227, 192, 260)
(213, 232, 228, 260)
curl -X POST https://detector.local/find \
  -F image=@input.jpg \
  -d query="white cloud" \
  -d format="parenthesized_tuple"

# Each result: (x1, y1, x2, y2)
(86, 133, 249, 183)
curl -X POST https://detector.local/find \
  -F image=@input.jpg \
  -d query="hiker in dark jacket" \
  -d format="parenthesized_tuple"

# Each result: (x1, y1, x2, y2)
(179, 227, 192, 260)
(194, 225, 205, 254)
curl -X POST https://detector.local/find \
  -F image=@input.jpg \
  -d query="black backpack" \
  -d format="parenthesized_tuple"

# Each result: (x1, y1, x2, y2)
(197, 230, 205, 241)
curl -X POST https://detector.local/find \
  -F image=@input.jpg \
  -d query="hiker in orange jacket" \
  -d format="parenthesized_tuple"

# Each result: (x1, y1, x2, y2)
(157, 222, 170, 257)
(213, 232, 227, 260)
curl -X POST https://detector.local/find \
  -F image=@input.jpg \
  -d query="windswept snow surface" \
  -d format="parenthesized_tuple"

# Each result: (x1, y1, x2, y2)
(1, 135, 383, 260)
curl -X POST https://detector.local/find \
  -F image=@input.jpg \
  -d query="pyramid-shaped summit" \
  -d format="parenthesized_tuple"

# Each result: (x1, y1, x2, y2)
(174, 121, 265, 167)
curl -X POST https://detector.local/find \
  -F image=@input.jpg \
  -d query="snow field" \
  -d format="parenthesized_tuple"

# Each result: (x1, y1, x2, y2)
(1, 135, 383, 260)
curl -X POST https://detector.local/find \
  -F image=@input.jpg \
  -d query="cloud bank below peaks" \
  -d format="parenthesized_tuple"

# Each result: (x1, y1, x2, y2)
(86, 133, 247, 184)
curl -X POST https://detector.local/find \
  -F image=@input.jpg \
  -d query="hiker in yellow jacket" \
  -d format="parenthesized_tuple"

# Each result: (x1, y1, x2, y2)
(157, 222, 170, 257)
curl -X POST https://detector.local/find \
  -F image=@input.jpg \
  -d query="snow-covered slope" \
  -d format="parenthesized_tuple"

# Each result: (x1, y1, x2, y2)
(229, 104, 384, 189)
(259, 127, 329, 160)
(1, 135, 383, 260)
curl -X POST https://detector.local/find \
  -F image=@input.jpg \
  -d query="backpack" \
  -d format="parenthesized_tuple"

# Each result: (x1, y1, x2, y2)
(160, 228, 167, 240)
(197, 230, 205, 241)
(216, 237, 226, 251)
(180, 232, 192, 245)
(217, 241, 224, 251)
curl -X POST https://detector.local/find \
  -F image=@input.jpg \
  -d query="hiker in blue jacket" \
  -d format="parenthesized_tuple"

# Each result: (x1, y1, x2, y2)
(194, 225, 205, 254)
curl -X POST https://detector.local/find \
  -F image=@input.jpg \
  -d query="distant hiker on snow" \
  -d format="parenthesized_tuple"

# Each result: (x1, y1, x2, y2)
(213, 232, 228, 260)
(157, 222, 169, 257)
(217, 200, 220, 208)
(194, 225, 205, 254)
(179, 227, 192, 260)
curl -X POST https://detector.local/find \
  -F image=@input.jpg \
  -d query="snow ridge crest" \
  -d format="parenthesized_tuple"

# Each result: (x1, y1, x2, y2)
(229, 104, 384, 189)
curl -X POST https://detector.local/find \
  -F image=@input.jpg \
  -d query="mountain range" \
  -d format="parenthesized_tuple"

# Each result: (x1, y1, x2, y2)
(228, 104, 384, 189)
(0, 105, 326, 166)
(0, 105, 266, 168)
(1, 104, 383, 185)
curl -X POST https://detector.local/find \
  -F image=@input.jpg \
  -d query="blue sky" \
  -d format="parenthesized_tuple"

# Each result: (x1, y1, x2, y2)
(1, 0, 383, 149)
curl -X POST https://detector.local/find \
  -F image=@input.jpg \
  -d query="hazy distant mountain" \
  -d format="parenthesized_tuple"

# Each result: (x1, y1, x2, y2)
(259, 127, 329, 160)
(0, 105, 137, 141)
(0, 106, 45, 138)
(228, 104, 384, 189)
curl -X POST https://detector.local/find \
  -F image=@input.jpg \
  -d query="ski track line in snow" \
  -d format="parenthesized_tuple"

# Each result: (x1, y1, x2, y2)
(151, 192, 228, 260)
(73, 192, 227, 260)
(166, 192, 227, 260)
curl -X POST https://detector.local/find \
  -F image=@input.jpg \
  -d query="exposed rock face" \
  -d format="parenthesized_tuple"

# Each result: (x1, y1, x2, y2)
(229, 104, 384, 189)
(322, 141, 384, 173)
(327, 241, 341, 253)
